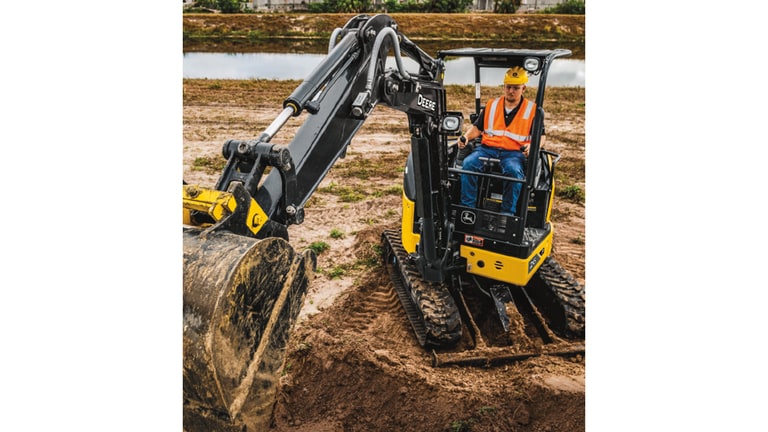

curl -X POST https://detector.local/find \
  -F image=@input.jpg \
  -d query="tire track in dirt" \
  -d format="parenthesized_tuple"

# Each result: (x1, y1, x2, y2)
(343, 282, 402, 333)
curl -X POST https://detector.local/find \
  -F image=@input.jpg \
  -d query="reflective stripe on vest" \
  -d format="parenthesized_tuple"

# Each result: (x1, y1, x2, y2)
(482, 97, 536, 150)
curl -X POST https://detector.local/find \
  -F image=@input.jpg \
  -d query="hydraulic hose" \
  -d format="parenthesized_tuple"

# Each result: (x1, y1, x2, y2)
(328, 27, 343, 53)
(365, 26, 410, 93)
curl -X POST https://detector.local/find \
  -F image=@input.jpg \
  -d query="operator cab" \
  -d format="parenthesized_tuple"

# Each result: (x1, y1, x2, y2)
(438, 48, 570, 262)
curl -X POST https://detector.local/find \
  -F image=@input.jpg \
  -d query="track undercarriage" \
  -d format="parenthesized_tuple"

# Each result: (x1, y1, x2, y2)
(382, 229, 585, 367)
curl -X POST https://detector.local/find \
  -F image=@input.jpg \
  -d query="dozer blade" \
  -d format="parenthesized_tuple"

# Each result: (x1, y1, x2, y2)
(431, 343, 585, 368)
(182, 226, 315, 432)
(432, 257, 586, 368)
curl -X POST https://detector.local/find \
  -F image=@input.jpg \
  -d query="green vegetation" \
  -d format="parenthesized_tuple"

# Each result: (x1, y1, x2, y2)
(334, 153, 408, 181)
(191, 156, 226, 174)
(558, 184, 585, 204)
(326, 265, 347, 279)
(450, 419, 472, 432)
(493, 0, 520, 13)
(357, 244, 383, 267)
(449, 406, 499, 432)
(372, 186, 403, 198)
(318, 183, 367, 203)
(308, 241, 331, 254)
(308, 0, 371, 13)
(540, 0, 585, 14)
(330, 228, 345, 239)
(189, 0, 251, 13)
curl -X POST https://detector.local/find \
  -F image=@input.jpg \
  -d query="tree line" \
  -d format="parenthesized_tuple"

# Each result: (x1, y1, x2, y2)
(186, 0, 585, 14)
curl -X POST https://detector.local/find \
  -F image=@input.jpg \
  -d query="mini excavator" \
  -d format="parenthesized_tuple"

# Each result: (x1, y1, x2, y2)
(182, 13, 585, 432)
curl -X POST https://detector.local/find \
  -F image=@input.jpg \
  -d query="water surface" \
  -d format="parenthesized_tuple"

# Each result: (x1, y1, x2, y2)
(183, 52, 585, 87)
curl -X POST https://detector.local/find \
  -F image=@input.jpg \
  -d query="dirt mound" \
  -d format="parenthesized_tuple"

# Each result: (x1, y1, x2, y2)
(269, 225, 585, 432)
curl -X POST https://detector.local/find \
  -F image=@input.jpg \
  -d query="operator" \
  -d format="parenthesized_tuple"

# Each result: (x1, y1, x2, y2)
(457, 66, 544, 216)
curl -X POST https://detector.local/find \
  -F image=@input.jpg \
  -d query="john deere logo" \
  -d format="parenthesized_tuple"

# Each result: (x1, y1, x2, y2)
(461, 211, 476, 225)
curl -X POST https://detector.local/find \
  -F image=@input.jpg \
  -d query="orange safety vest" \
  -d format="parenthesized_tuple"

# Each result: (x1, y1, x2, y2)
(481, 97, 537, 151)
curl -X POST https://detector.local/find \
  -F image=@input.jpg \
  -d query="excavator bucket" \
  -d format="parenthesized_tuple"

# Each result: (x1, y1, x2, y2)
(182, 227, 315, 432)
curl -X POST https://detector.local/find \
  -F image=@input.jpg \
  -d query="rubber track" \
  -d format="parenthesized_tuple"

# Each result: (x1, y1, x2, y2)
(382, 230, 462, 348)
(527, 256, 585, 338)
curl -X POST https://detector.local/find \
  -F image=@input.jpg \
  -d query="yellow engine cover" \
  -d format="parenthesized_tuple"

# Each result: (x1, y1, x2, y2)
(460, 230, 553, 286)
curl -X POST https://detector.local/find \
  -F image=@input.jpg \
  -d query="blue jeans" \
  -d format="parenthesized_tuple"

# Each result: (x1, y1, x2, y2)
(460, 145, 526, 214)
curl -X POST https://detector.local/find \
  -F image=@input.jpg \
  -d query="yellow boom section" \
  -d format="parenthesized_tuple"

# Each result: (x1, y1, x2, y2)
(182, 184, 269, 237)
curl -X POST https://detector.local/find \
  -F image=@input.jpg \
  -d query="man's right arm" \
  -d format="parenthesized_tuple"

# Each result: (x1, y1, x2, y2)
(459, 109, 485, 149)
(459, 125, 481, 149)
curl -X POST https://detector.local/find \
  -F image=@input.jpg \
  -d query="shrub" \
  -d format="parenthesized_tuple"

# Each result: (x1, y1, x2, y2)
(308, 0, 371, 13)
(540, 0, 585, 14)
(426, 0, 473, 13)
(494, 0, 520, 13)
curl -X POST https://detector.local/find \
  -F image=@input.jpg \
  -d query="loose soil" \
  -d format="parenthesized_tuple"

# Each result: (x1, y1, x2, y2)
(183, 77, 585, 432)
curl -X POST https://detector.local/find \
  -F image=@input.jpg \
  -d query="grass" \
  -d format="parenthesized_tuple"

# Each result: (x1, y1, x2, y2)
(557, 184, 585, 204)
(326, 265, 347, 279)
(308, 241, 330, 254)
(191, 156, 226, 174)
(332, 152, 409, 182)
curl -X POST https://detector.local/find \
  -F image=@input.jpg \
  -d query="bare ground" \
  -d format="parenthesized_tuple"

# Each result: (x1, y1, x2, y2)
(183, 79, 585, 432)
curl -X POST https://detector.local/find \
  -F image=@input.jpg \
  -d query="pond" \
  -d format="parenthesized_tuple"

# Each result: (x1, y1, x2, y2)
(183, 52, 584, 87)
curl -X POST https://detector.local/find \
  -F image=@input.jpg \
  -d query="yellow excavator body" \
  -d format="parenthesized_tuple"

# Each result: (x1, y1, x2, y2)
(459, 233, 552, 287)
